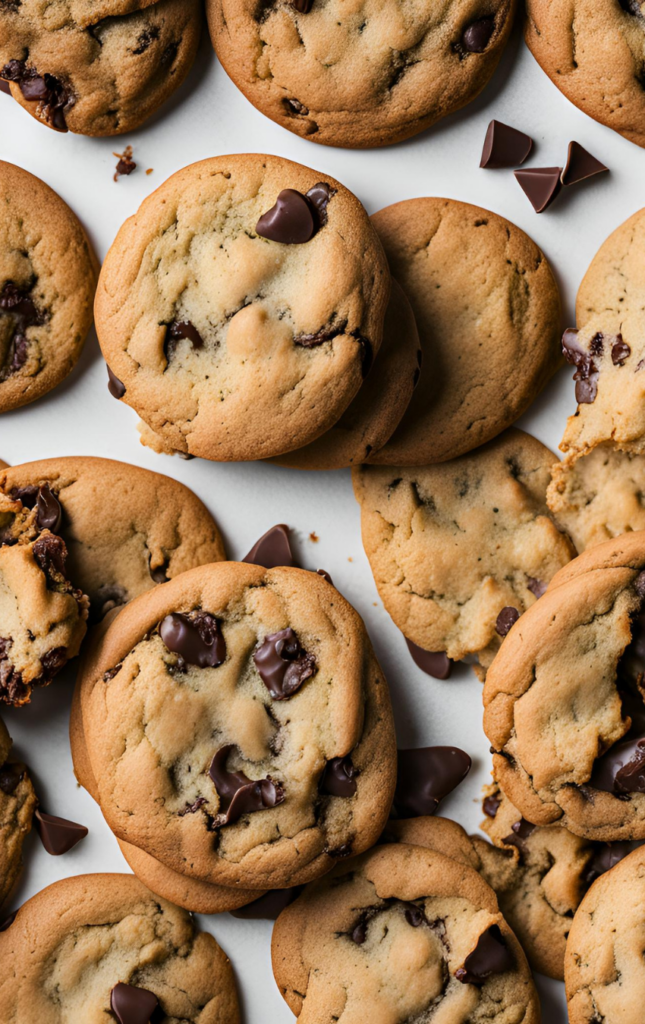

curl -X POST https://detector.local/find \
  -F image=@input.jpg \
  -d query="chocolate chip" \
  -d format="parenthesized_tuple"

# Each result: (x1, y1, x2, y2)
(483, 795, 501, 818)
(515, 167, 563, 213)
(132, 26, 160, 54)
(254, 628, 317, 699)
(0, 80, 10, 96)
(242, 524, 295, 568)
(36, 485, 61, 533)
(178, 796, 207, 816)
(110, 983, 159, 1024)
(561, 142, 608, 187)
(230, 887, 302, 919)
(612, 335, 631, 365)
(461, 16, 495, 52)
(502, 817, 537, 853)
(149, 560, 169, 584)
(35, 809, 88, 855)
(0, 911, 16, 931)
(209, 745, 284, 826)
(0, 280, 45, 380)
(350, 899, 428, 944)
(316, 568, 334, 585)
(292, 0, 313, 10)
(582, 840, 644, 885)
(159, 611, 226, 669)
(495, 606, 520, 637)
(405, 638, 452, 679)
(591, 736, 645, 794)
(527, 576, 547, 598)
(33, 532, 67, 581)
(480, 120, 533, 169)
(393, 747, 472, 818)
(114, 145, 136, 182)
(106, 364, 126, 398)
(327, 842, 353, 858)
(455, 925, 514, 984)
(294, 319, 348, 348)
(404, 903, 428, 927)
(165, 319, 204, 363)
(256, 189, 316, 244)
(1, 60, 72, 130)
(561, 328, 600, 404)
(320, 755, 358, 797)
(305, 182, 334, 227)
(0, 762, 24, 795)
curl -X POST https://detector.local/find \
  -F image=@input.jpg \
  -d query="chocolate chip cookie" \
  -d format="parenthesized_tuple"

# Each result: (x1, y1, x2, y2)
(484, 530, 645, 840)
(272, 280, 420, 470)
(96, 154, 390, 462)
(0, 161, 97, 412)
(76, 561, 397, 889)
(368, 198, 562, 464)
(0, 457, 225, 623)
(271, 842, 540, 1023)
(208, 0, 516, 149)
(353, 429, 574, 677)
(560, 206, 645, 462)
(0, 873, 240, 1022)
(0, 716, 37, 910)
(1, 0, 201, 136)
(526, 0, 645, 149)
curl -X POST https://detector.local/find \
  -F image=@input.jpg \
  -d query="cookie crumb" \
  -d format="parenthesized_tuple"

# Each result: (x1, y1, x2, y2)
(309, 531, 319, 543)
(113, 146, 136, 182)
(146, 168, 154, 175)
(347, 557, 353, 562)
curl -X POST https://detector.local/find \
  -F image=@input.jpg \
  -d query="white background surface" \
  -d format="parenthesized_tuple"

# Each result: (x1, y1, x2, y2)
(2, 14, 645, 1022)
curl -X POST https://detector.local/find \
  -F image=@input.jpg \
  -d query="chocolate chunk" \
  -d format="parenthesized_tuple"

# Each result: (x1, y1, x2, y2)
(591, 736, 645, 794)
(328, 842, 353, 858)
(455, 925, 514, 984)
(230, 887, 302, 919)
(582, 840, 644, 885)
(33, 532, 67, 581)
(113, 145, 136, 182)
(209, 745, 284, 826)
(0, 280, 45, 380)
(1, 60, 72, 130)
(149, 558, 169, 584)
(294, 319, 348, 349)
(502, 817, 537, 853)
(36, 485, 62, 533)
(561, 328, 600, 404)
(404, 903, 428, 927)
(0, 911, 16, 931)
(110, 983, 159, 1024)
(612, 335, 631, 365)
(178, 796, 207, 816)
(480, 120, 533, 169)
(405, 638, 452, 679)
(526, 576, 547, 598)
(35, 809, 88, 855)
(316, 568, 334, 585)
(165, 319, 203, 363)
(0, 80, 10, 96)
(159, 611, 226, 669)
(495, 606, 520, 637)
(515, 167, 563, 213)
(305, 182, 334, 227)
(256, 189, 316, 244)
(242, 524, 295, 568)
(461, 16, 495, 52)
(106, 364, 126, 398)
(254, 628, 317, 699)
(561, 142, 608, 187)
(483, 795, 501, 818)
(393, 747, 472, 817)
(320, 755, 358, 797)
(292, 0, 313, 10)
(0, 762, 24, 795)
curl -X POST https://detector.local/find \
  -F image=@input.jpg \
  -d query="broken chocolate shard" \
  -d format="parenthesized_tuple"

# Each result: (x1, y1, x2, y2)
(159, 611, 226, 669)
(561, 142, 608, 187)
(405, 638, 452, 679)
(209, 745, 284, 826)
(35, 809, 88, 855)
(393, 746, 472, 818)
(242, 524, 295, 568)
(455, 924, 514, 984)
(480, 120, 533, 169)
(254, 628, 316, 699)
(110, 983, 159, 1024)
(515, 167, 563, 213)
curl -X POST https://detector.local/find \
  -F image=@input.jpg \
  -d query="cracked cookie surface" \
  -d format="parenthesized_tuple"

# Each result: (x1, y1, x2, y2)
(271, 841, 540, 1023)
(96, 154, 390, 461)
(0, 0, 201, 136)
(526, 0, 645, 149)
(368, 198, 562, 464)
(0, 161, 97, 411)
(1, 457, 226, 623)
(208, 0, 515, 149)
(0, 716, 37, 910)
(353, 429, 574, 676)
(76, 561, 396, 889)
(0, 872, 240, 1023)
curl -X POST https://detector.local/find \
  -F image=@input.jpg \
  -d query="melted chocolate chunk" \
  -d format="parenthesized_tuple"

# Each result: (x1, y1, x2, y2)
(114, 145, 136, 181)
(0, 80, 10, 96)
(0, 639, 27, 705)
(393, 747, 472, 817)
(405, 638, 452, 679)
(592, 736, 645, 794)
(294, 319, 348, 348)
(561, 141, 608, 187)
(107, 364, 126, 398)
(480, 120, 533, 169)
(292, 0, 313, 10)
(110, 983, 159, 1024)
(36, 485, 62, 533)
(455, 925, 514, 984)
(306, 182, 334, 227)
(562, 328, 599, 404)
(320, 755, 358, 797)
(612, 335, 631, 365)
(159, 611, 226, 669)
(256, 189, 316, 244)
(178, 796, 207, 816)
(165, 319, 204, 363)
(582, 840, 644, 885)
(527, 576, 547, 598)
(0, 762, 24, 795)
(483, 794, 501, 818)
(230, 886, 302, 919)
(35, 809, 88, 855)
(33, 533, 68, 583)
(502, 817, 536, 854)
(461, 16, 495, 52)
(242, 524, 295, 568)
(1, 60, 72, 130)
(515, 166, 563, 213)
(0, 280, 45, 380)
(253, 628, 316, 699)
(209, 745, 284, 826)
(495, 606, 520, 637)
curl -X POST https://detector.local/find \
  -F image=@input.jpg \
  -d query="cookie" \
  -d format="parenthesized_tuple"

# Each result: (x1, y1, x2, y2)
(565, 845, 645, 1024)
(0, 873, 240, 1022)
(271, 842, 540, 1023)
(353, 429, 574, 677)
(0, 716, 37, 910)
(526, 0, 645, 149)
(548, 446, 645, 552)
(271, 279, 420, 470)
(484, 530, 645, 840)
(560, 206, 645, 462)
(0, 161, 97, 412)
(1, 0, 201, 136)
(0, 457, 225, 623)
(76, 561, 397, 889)
(96, 154, 390, 462)
(0, 490, 88, 706)
(208, 0, 516, 149)
(41, 0, 159, 30)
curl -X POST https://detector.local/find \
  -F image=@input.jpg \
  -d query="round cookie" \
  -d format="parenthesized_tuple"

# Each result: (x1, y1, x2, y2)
(271, 280, 420, 470)
(548, 446, 645, 552)
(96, 154, 390, 462)
(565, 845, 645, 1024)
(76, 561, 397, 889)
(0, 716, 37, 910)
(484, 530, 645, 840)
(208, 0, 516, 149)
(42, 0, 159, 30)
(0, 161, 97, 412)
(368, 198, 562, 465)
(526, 0, 645, 149)
(352, 429, 575, 677)
(560, 206, 645, 463)
(0, 873, 240, 1022)
(0, 0, 201, 136)
(0, 457, 226, 623)
(271, 843, 541, 1023)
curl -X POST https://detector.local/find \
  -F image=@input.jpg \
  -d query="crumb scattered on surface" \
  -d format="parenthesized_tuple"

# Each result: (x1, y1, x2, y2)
(146, 168, 153, 175)
(309, 532, 319, 543)
(113, 146, 136, 182)
(347, 557, 353, 562)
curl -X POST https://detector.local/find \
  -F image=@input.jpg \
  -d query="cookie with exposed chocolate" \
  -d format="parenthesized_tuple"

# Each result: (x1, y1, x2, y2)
(0, 716, 37, 910)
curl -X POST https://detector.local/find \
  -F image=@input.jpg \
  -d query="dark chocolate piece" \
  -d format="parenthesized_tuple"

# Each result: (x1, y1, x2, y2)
(159, 611, 226, 669)
(461, 16, 495, 52)
(455, 925, 514, 984)
(405, 638, 452, 679)
(253, 628, 316, 699)
(495, 606, 520, 637)
(393, 747, 471, 818)
(0, 762, 24, 795)
(107, 364, 126, 398)
(1, 60, 72, 130)
(515, 167, 563, 213)
(592, 736, 645, 794)
(36, 485, 62, 533)
(256, 189, 316, 245)
(320, 755, 358, 797)
(35, 809, 88, 855)
(209, 745, 284, 826)
(0, 910, 17, 931)
(110, 982, 159, 1024)
(242, 524, 295, 568)
(480, 121, 533, 169)
(561, 328, 600, 404)
(561, 142, 608, 187)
